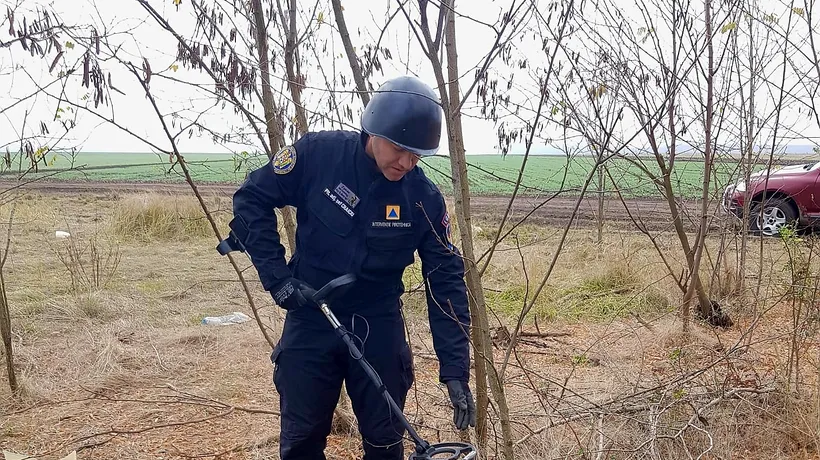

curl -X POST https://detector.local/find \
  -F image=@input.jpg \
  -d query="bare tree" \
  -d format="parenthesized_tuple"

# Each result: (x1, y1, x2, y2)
(396, 0, 580, 457)
(0, 3, 81, 397)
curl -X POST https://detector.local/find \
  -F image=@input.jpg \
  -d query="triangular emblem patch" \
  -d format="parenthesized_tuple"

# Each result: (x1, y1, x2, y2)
(386, 205, 400, 220)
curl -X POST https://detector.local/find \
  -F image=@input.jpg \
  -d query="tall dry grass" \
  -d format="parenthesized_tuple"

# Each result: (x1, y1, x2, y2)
(108, 192, 231, 241)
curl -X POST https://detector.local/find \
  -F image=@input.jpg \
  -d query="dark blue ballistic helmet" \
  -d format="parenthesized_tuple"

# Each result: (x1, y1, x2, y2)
(361, 76, 443, 157)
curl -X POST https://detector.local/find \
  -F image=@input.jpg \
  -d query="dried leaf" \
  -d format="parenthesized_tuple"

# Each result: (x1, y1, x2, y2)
(143, 57, 152, 85)
(49, 51, 63, 73)
(6, 7, 13, 36)
(82, 52, 90, 87)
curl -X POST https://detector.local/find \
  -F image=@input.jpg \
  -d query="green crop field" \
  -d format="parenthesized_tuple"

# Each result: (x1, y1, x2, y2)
(0, 150, 779, 198)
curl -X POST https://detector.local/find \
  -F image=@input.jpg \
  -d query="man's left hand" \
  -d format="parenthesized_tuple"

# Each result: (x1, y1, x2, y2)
(445, 380, 476, 430)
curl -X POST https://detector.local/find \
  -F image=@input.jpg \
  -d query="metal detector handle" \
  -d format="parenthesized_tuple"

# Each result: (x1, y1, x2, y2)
(312, 273, 357, 305)
(310, 273, 433, 454)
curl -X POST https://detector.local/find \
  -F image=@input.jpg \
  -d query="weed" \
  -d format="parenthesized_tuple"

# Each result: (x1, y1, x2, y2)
(136, 279, 166, 294)
(554, 265, 669, 322)
(50, 230, 121, 293)
(76, 292, 114, 320)
(484, 264, 671, 323)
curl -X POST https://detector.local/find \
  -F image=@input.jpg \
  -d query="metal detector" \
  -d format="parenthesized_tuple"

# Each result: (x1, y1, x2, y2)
(311, 273, 478, 460)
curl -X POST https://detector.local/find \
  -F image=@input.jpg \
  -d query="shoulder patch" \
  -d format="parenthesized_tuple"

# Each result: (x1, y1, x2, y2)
(272, 145, 297, 174)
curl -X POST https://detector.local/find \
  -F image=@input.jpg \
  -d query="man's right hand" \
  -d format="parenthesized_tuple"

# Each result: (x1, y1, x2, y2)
(271, 277, 318, 311)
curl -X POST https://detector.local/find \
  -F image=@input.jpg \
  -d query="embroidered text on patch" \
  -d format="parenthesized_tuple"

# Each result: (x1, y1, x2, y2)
(371, 221, 412, 228)
(324, 188, 355, 218)
(272, 146, 296, 174)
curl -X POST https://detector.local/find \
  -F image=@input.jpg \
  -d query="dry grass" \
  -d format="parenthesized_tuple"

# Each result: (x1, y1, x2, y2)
(1, 190, 820, 459)
(108, 192, 231, 241)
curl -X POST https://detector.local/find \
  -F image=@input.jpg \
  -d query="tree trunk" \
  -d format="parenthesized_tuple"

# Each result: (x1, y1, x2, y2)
(739, 9, 755, 317)
(597, 165, 605, 247)
(331, 0, 370, 106)
(441, 3, 510, 457)
(281, 0, 308, 134)
(250, 0, 296, 253)
(0, 268, 16, 396)
(688, 0, 716, 321)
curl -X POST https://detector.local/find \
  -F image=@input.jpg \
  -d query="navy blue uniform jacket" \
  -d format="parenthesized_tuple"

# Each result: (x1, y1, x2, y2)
(230, 130, 471, 383)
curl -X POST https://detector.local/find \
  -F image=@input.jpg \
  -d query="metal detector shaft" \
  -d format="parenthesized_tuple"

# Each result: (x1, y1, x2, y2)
(318, 301, 431, 452)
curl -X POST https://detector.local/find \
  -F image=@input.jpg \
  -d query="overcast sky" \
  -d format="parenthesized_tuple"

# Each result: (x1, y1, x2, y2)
(1, 0, 818, 158)
(1, 0, 527, 156)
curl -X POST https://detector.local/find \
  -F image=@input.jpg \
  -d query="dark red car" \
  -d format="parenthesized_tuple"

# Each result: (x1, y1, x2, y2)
(722, 162, 820, 236)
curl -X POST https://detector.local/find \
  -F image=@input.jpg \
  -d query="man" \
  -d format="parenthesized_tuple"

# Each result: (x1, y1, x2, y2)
(219, 75, 475, 459)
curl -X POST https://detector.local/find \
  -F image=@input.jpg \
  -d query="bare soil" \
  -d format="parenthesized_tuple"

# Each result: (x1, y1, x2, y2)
(2, 179, 724, 232)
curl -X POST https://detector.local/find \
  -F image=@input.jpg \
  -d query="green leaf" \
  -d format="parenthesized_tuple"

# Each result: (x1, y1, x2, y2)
(170, 64, 179, 72)
(793, 7, 805, 16)
(669, 348, 682, 362)
(65, 41, 74, 49)
(720, 22, 737, 33)
(317, 11, 324, 23)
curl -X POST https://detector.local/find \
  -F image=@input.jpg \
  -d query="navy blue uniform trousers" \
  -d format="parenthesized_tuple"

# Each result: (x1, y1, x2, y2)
(271, 303, 414, 460)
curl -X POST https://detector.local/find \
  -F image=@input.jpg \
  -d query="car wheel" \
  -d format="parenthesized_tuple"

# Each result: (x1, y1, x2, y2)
(749, 197, 797, 236)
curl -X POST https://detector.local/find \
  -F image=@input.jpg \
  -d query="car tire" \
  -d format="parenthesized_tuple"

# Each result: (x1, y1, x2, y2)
(749, 197, 798, 237)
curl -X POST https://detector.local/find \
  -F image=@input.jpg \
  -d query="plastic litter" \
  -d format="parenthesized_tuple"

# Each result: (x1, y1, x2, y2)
(55, 230, 71, 238)
(201, 311, 251, 326)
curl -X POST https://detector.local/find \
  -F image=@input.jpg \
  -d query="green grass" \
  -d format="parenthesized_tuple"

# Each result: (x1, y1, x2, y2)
(0, 150, 774, 198)
(485, 265, 673, 323)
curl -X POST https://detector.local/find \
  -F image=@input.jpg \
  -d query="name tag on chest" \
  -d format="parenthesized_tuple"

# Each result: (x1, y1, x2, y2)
(323, 185, 357, 218)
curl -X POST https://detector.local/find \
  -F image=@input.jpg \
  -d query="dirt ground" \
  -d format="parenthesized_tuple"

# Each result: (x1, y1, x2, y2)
(5, 179, 719, 232)
(0, 183, 816, 459)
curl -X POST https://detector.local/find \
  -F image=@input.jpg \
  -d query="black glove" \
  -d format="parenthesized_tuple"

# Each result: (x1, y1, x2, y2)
(445, 380, 476, 430)
(271, 277, 318, 311)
